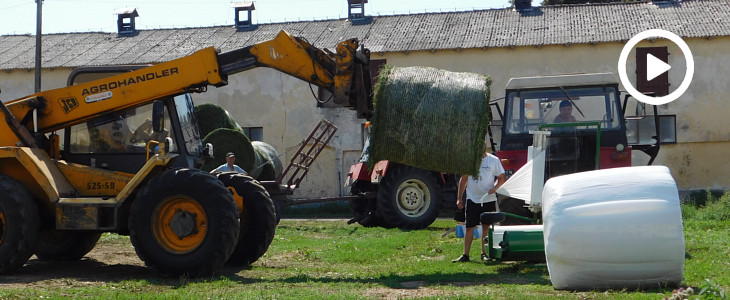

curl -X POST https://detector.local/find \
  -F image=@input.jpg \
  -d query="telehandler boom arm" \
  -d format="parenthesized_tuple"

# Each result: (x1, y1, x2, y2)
(0, 30, 373, 147)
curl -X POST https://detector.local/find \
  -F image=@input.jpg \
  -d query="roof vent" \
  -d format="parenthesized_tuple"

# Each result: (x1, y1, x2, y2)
(115, 8, 139, 36)
(233, 2, 257, 31)
(514, 0, 532, 11)
(347, 0, 372, 25)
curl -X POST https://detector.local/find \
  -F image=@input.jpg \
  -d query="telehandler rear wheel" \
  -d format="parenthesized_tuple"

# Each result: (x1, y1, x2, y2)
(129, 169, 239, 276)
(0, 174, 40, 274)
(215, 172, 276, 266)
(34, 231, 101, 261)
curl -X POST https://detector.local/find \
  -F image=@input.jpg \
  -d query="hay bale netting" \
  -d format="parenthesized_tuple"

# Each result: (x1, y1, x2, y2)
(367, 66, 492, 176)
(247, 148, 265, 179)
(194, 103, 240, 138)
(201, 128, 256, 172)
(251, 141, 284, 181)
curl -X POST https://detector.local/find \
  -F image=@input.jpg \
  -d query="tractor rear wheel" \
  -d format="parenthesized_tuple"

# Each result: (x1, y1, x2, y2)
(35, 231, 101, 261)
(0, 174, 40, 274)
(129, 169, 239, 276)
(377, 166, 441, 230)
(215, 172, 276, 266)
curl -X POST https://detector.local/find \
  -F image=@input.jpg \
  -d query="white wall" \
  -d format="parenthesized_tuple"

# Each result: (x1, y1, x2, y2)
(3, 35, 728, 192)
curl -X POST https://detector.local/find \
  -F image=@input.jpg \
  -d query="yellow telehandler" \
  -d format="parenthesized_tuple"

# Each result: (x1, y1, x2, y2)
(0, 30, 372, 276)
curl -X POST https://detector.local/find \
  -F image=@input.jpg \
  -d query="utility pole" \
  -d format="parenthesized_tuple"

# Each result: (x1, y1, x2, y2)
(35, 0, 43, 93)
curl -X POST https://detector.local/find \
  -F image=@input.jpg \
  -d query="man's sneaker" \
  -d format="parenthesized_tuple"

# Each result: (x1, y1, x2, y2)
(452, 254, 470, 263)
(481, 253, 489, 261)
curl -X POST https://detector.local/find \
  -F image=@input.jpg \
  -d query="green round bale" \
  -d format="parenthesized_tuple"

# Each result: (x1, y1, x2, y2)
(194, 103, 240, 138)
(367, 65, 492, 176)
(253, 147, 277, 181)
(248, 142, 283, 181)
(247, 147, 265, 179)
(252, 141, 283, 176)
(201, 128, 256, 172)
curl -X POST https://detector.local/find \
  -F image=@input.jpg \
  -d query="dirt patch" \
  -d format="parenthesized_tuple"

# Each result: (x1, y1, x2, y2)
(0, 240, 151, 289)
(362, 286, 456, 299)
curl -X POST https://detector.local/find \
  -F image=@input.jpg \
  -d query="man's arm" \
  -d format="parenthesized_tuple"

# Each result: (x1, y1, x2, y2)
(210, 165, 222, 174)
(488, 155, 507, 194)
(489, 174, 506, 194)
(457, 175, 469, 210)
(234, 165, 248, 175)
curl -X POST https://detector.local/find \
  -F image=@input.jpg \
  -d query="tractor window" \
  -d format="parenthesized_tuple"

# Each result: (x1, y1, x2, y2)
(69, 103, 171, 154)
(505, 87, 620, 134)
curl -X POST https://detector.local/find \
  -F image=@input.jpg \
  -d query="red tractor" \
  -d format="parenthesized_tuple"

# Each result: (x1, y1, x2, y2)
(346, 73, 675, 229)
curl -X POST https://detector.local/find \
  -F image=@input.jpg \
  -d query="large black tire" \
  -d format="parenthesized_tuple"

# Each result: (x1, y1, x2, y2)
(0, 174, 40, 274)
(215, 172, 276, 266)
(377, 165, 441, 230)
(272, 200, 281, 225)
(34, 231, 101, 261)
(497, 197, 536, 225)
(129, 169, 239, 276)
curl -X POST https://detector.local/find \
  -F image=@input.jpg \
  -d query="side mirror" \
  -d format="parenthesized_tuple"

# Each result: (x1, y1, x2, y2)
(203, 143, 214, 158)
(539, 98, 552, 110)
(152, 101, 165, 132)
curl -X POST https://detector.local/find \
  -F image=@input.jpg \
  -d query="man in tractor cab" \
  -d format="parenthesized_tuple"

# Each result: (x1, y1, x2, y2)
(553, 100, 577, 123)
(452, 142, 506, 263)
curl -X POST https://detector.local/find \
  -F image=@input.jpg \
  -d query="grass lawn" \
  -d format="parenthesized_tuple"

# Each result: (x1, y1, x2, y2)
(0, 194, 727, 299)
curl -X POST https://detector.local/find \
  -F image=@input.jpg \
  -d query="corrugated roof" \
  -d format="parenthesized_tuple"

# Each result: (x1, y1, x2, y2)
(1, 0, 728, 70)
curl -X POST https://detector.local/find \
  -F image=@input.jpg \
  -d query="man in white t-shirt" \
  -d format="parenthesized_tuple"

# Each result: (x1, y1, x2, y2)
(452, 142, 506, 263)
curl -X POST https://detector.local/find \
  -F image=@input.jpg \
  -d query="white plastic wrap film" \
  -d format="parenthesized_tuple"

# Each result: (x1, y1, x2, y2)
(497, 147, 545, 204)
(542, 166, 685, 290)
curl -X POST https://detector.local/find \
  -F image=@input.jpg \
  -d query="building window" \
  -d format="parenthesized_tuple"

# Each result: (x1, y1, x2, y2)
(242, 127, 263, 141)
(636, 47, 670, 96)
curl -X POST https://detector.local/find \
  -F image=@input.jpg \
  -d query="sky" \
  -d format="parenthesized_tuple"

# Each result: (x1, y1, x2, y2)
(0, 0, 511, 35)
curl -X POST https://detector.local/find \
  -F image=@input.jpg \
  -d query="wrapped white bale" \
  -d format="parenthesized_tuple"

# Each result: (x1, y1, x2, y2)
(542, 166, 684, 290)
(367, 66, 491, 176)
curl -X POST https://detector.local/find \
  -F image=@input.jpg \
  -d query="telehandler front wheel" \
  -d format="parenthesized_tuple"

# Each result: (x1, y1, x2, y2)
(34, 231, 101, 261)
(129, 169, 239, 277)
(0, 174, 40, 274)
(215, 172, 276, 266)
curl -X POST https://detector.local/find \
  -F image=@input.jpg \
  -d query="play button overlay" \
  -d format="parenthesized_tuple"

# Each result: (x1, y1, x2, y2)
(646, 53, 671, 81)
(618, 29, 694, 106)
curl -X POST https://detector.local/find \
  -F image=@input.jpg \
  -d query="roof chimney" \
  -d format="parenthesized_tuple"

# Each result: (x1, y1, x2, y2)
(514, 0, 532, 11)
(115, 8, 139, 36)
(347, 0, 372, 25)
(233, 2, 257, 31)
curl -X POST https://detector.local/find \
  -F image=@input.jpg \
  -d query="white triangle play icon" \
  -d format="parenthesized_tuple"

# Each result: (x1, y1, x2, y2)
(647, 53, 671, 81)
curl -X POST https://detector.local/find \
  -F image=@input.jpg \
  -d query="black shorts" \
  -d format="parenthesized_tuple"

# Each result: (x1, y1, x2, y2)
(465, 199, 496, 228)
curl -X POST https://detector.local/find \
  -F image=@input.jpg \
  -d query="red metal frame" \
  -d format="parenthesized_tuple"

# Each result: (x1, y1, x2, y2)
(277, 119, 337, 189)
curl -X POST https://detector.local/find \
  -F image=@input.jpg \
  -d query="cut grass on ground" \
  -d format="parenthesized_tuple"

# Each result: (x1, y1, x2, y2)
(0, 193, 728, 299)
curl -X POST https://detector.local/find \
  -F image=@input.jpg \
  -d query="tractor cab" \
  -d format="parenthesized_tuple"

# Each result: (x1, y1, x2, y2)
(492, 73, 675, 181)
